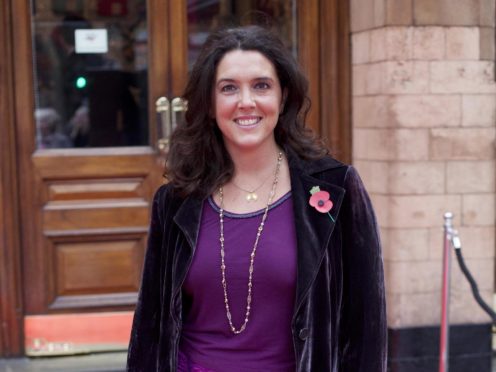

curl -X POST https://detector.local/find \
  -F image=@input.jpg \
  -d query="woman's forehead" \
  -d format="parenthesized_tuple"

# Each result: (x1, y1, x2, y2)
(215, 50, 277, 81)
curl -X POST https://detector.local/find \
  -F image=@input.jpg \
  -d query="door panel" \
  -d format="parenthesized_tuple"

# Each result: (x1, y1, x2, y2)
(24, 148, 161, 315)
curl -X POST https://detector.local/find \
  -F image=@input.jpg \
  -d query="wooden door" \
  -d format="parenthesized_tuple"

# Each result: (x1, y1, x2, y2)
(8, 0, 349, 356)
(12, 0, 171, 355)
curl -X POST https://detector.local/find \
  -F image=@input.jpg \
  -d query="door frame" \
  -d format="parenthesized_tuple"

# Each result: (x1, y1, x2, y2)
(0, 0, 24, 357)
(0, 0, 351, 356)
(298, 0, 351, 163)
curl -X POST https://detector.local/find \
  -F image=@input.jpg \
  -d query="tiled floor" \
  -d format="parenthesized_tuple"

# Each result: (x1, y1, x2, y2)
(0, 352, 126, 372)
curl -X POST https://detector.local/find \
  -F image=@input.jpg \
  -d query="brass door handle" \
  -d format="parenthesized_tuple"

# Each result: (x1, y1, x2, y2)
(156, 96, 171, 153)
(171, 97, 188, 131)
(155, 96, 188, 154)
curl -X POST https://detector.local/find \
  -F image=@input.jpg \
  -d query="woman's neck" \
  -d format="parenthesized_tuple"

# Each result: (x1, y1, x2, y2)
(228, 144, 281, 179)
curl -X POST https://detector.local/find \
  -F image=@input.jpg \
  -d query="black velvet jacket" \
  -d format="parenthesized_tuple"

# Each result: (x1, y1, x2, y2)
(127, 151, 387, 371)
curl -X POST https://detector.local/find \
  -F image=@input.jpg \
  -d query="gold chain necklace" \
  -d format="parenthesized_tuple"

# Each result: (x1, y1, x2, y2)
(230, 173, 272, 202)
(218, 151, 283, 334)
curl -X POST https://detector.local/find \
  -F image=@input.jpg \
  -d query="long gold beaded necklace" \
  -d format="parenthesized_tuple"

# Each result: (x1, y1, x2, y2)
(218, 151, 283, 334)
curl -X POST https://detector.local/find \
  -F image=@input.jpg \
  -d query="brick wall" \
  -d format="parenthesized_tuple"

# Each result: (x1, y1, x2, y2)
(350, 0, 496, 330)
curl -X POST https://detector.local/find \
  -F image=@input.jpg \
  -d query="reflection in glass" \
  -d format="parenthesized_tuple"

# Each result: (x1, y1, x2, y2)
(32, 0, 149, 149)
(187, 0, 297, 70)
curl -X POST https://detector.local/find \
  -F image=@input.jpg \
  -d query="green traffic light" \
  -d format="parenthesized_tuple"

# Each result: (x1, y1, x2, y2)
(76, 76, 87, 89)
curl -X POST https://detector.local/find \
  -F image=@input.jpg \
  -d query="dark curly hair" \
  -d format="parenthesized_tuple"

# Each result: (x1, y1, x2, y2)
(166, 25, 327, 198)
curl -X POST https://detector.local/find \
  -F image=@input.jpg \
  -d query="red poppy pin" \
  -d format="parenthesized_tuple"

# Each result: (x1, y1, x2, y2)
(309, 186, 335, 222)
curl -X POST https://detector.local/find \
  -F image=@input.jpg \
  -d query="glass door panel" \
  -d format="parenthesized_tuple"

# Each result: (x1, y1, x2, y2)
(32, 0, 149, 149)
(186, 0, 297, 70)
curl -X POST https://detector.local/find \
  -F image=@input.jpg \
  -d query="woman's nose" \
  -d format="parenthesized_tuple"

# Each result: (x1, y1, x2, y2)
(238, 88, 255, 108)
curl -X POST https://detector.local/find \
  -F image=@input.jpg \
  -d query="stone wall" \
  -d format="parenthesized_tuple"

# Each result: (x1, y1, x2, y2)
(350, 0, 496, 368)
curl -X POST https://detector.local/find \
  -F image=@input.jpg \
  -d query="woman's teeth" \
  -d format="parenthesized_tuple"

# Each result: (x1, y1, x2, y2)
(235, 118, 260, 126)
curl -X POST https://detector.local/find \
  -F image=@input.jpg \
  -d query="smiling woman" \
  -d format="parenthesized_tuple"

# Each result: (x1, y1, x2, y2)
(127, 25, 387, 372)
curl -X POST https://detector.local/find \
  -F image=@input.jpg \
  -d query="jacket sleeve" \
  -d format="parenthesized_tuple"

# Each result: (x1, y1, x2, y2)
(339, 166, 387, 371)
(127, 187, 165, 371)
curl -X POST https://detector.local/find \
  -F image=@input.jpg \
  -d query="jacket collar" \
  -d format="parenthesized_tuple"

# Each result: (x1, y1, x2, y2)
(172, 149, 346, 312)
(286, 149, 346, 312)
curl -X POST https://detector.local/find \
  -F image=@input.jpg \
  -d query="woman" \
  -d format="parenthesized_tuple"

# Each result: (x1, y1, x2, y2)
(127, 25, 386, 371)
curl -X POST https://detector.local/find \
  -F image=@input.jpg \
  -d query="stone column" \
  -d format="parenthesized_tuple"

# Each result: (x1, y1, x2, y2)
(350, 0, 496, 370)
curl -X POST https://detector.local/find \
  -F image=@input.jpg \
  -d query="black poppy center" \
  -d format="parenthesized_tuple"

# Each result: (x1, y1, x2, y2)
(318, 200, 325, 207)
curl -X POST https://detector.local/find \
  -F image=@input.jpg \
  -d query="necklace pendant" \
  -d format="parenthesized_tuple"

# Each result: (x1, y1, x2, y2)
(246, 192, 258, 202)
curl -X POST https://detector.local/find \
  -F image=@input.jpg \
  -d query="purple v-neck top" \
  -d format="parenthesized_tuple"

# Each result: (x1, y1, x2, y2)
(178, 192, 297, 372)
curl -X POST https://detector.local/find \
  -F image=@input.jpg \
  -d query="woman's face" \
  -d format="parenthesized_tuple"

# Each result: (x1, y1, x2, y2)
(213, 49, 283, 155)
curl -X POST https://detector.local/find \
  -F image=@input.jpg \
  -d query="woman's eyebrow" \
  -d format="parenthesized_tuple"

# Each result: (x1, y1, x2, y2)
(216, 76, 274, 83)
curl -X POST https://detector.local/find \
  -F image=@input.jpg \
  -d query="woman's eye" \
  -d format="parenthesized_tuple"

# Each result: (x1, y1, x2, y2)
(220, 84, 237, 93)
(254, 82, 270, 90)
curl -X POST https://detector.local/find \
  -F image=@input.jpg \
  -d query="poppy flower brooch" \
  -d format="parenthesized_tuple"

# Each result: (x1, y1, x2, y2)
(309, 186, 335, 222)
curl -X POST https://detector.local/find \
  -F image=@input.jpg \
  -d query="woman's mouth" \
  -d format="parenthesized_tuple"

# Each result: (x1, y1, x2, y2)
(234, 117, 262, 127)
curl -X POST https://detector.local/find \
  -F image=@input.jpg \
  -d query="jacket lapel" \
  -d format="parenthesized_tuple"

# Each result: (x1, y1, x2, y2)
(288, 154, 346, 312)
(172, 195, 204, 296)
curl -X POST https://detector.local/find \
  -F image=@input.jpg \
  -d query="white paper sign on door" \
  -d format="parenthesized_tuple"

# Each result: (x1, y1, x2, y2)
(75, 29, 108, 54)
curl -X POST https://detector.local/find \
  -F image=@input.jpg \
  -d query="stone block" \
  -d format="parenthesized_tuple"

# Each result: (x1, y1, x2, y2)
(412, 27, 445, 60)
(413, 0, 440, 25)
(390, 95, 461, 128)
(383, 61, 430, 94)
(354, 129, 429, 161)
(451, 257, 494, 291)
(386, 0, 413, 25)
(352, 31, 370, 65)
(457, 226, 495, 258)
(462, 94, 496, 127)
(480, 0, 496, 26)
(430, 61, 496, 94)
(386, 27, 413, 60)
(386, 292, 440, 327)
(353, 128, 394, 160)
(430, 128, 495, 160)
(351, 0, 376, 32)
(354, 160, 389, 193)
(446, 160, 495, 193)
(414, 0, 480, 26)
(366, 62, 385, 94)
(385, 228, 431, 261)
(395, 129, 430, 160)
(389, 194, 462, 228)
(352, 64, 367, 96)
(428, 226, 446, 260)
(353, 96, 389, 128)
(386, 259, 442, 294)
(449, 289, 493, 323)
(480, 27, 496, 60)
(462, 194, 496, 226)
(369, 193, 390, 228)
(375, 0, 386, 27)
(370, 28, 386, 62)
(446, 27, 480, 60)
(389, 161, 445, 194)
(352, 63, 384, 96)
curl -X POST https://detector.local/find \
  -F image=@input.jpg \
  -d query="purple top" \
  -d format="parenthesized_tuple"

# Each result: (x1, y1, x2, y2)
(179, 193, 297, 372)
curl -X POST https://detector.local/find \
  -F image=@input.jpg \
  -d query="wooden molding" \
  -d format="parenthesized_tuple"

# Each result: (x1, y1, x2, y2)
(320, 0, 351, 164)
(169, 0, 188, 97)
(0, 0, 24, 357)
(297, 0, 321, 135)
(298, 0, 351, 164)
